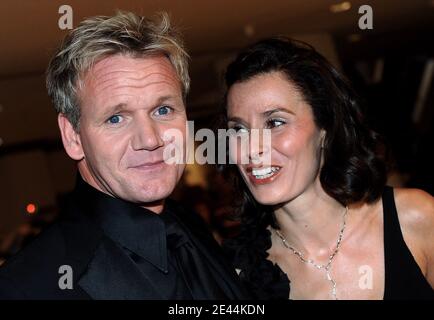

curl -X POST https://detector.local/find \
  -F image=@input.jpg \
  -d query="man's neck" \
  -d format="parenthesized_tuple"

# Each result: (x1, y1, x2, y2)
(140, 201, 165, 214)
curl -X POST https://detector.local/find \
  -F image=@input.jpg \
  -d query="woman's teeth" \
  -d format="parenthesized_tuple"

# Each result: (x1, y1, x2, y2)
(251, 166, 281, 179)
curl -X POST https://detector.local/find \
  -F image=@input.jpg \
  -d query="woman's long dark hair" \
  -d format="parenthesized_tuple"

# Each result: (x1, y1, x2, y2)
(220, 37, 387, 231)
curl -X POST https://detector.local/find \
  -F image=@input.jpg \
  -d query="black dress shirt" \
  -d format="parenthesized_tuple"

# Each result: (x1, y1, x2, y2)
(0, 175, 249, 300)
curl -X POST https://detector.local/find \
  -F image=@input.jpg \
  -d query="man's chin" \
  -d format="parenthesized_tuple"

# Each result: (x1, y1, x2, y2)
(118, 175, 180, 207)
(128, 193, 168, 214)
(131, 187, 173, 205)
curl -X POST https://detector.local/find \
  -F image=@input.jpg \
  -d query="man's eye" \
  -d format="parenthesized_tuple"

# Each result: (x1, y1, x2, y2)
(107, 115, 123, 124)
(266, 118, 286, 128)
(154, 105, 173, 116)
(229, 125, 249, 135)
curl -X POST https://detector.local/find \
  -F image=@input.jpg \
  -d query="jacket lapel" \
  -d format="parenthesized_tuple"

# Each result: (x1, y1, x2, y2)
(61, 190, 165, 300)
(77, 237, 164, 300)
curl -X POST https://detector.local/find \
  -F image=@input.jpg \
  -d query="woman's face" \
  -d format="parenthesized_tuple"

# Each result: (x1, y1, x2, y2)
(226, 71, 325, 206)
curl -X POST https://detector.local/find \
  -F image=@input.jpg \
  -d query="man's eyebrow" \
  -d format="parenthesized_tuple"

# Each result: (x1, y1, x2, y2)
(101, 103, 128, 118)
(101, 95, 182, 119)
(227, 116, 247, 125)
(261, 107, 295, 117)
(155, 95, 179, 104)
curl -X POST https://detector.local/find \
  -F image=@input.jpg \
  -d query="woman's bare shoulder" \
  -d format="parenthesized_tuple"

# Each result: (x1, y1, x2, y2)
(393, 188, 434, 285)
(393, 188, 434, 234)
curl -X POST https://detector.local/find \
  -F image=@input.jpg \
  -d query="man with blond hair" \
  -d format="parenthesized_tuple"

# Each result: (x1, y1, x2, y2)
(0, 11, 247, 300)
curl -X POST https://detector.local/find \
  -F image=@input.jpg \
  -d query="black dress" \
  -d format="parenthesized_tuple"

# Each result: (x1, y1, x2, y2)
(226, 186, 434, 300)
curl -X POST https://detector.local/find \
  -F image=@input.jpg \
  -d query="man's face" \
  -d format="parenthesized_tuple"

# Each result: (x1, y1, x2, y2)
(70, 54, 187, 212)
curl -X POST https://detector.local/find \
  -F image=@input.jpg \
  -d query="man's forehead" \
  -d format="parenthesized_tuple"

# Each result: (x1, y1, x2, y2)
(78, 54, 181, 97)
(81, 54, 177, 85)
(75, 54, 184, 115)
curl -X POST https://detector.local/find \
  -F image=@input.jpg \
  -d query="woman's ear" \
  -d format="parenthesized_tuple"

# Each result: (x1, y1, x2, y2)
(58, 113, 84, 161)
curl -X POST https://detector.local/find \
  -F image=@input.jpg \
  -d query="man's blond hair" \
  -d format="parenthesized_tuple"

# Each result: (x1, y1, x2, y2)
(46, 11, 189, 130)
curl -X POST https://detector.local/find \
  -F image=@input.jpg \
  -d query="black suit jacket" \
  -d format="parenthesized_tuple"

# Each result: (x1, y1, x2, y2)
(0, 178, 248, 300)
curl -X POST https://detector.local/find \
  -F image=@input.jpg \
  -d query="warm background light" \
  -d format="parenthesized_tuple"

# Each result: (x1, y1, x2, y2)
(26, 203, 37, 215)
(330, 1, 352, 13)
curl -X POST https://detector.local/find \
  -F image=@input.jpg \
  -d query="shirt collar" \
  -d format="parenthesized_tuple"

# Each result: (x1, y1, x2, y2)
(74, 175, 168, 273)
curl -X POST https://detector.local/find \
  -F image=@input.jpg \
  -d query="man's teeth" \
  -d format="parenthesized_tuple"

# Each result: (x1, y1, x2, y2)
(252, 167, 280, 179)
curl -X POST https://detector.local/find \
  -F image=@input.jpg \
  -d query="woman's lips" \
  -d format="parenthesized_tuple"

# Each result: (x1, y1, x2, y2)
(245, 166, 282, 185)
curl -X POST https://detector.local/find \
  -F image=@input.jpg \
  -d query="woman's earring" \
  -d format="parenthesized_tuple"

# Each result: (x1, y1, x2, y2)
(320, 130, 326, 149)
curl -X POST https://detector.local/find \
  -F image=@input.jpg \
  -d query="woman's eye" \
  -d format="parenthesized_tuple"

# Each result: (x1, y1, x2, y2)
(107, 115, 123, 124)
(154, 105, 173, 116)
(266, 119, 286, 128)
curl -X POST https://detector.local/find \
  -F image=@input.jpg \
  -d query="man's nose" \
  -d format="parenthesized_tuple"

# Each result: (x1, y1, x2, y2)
(131, 116, 164, 151)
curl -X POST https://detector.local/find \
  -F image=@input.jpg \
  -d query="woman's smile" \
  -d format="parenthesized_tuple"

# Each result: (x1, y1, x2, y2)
(244, 165, 282, 185)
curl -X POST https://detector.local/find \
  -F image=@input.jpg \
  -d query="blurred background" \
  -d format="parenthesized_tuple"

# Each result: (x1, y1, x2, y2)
(0, 0, 433, 263)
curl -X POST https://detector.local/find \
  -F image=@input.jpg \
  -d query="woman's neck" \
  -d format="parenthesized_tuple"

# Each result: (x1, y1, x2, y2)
(273, 181, 347, 257)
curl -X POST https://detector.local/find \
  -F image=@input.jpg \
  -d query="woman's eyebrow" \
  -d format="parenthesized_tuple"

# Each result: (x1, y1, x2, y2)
(262, 107, 295, 117)
(227, 107, 294, 124)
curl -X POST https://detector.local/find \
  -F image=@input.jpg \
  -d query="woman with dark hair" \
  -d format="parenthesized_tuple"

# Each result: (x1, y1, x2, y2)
(221, 37, 434, 300)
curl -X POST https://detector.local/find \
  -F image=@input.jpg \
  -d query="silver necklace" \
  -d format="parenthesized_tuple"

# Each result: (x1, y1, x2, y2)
(275, 206, 348, 300)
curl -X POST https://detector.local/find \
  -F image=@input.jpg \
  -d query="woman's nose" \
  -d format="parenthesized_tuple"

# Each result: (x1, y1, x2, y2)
(248, 129, 271, 163)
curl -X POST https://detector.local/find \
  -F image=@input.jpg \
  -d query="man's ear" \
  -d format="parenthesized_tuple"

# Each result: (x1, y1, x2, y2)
(58, 113, 84, 161)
